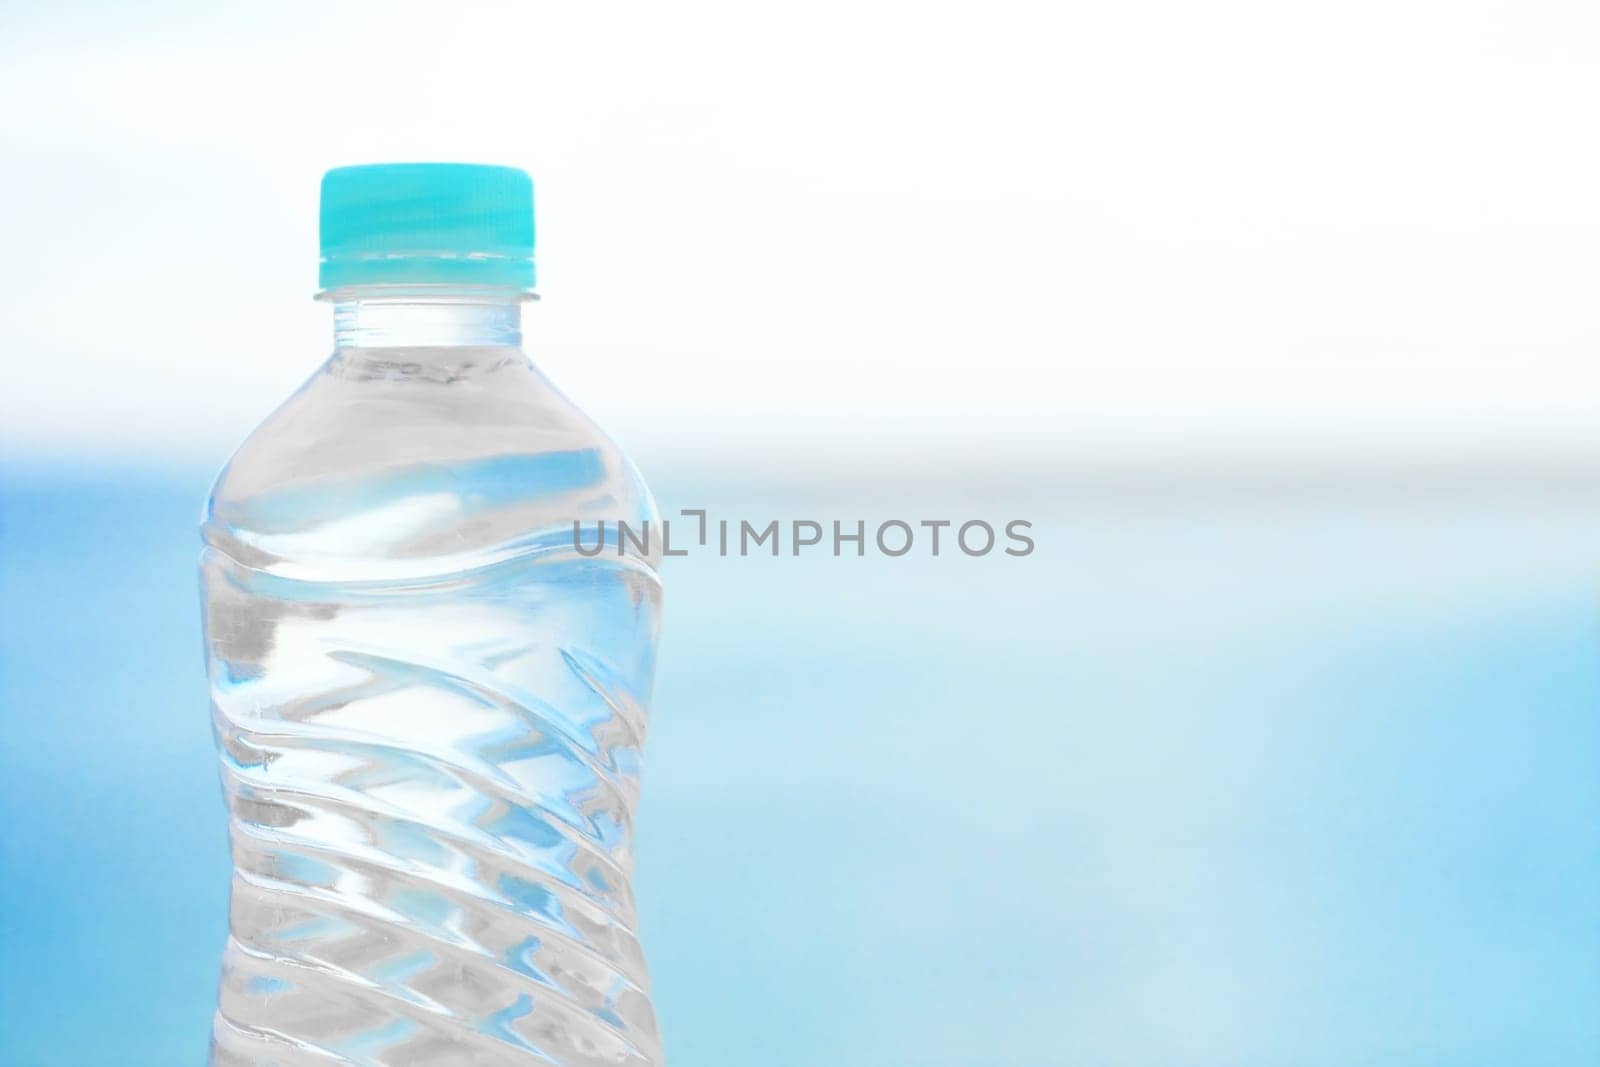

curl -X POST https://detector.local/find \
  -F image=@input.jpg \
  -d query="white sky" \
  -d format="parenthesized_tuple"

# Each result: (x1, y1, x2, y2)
(3, 1, 1599, 467)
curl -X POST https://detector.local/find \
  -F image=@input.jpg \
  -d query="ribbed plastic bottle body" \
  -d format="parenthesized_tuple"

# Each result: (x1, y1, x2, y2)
(200, 317, 663, 1066)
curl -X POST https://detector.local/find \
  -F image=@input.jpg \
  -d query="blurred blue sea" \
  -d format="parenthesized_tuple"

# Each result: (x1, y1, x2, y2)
(2, 456, 1598, 1065)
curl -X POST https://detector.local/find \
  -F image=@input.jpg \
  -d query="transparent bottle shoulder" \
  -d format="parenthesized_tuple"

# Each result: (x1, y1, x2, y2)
(203, 346, 660, 582)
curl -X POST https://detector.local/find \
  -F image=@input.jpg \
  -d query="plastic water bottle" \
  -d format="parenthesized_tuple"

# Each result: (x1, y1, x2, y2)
(199, 164, 664, 1065)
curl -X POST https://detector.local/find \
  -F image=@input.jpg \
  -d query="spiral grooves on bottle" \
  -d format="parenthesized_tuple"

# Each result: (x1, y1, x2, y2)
(208, 629, 661, 1066)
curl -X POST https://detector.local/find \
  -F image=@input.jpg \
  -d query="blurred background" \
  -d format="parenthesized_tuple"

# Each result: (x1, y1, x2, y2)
(2, 2, 1598, 1064)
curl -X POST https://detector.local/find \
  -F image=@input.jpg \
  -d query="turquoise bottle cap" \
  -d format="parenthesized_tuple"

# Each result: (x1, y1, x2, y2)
(318, 163, 535, 291)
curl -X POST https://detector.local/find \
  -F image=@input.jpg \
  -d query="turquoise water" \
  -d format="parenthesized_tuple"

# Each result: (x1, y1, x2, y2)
(2, 460, 1598, 1064)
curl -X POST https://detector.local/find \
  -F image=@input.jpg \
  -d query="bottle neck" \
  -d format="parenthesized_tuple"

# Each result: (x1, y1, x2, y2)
(328, 287, 526, 349)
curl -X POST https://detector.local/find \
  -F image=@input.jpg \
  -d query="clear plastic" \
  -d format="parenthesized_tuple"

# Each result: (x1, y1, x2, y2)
(199, 289, 664, 1065)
